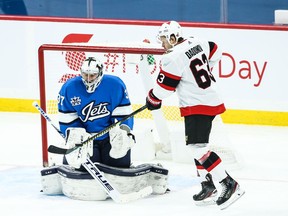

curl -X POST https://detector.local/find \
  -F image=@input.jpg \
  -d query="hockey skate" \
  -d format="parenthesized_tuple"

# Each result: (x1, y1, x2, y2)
(193, 173, 217, 206)
(216, 174, 245, 210)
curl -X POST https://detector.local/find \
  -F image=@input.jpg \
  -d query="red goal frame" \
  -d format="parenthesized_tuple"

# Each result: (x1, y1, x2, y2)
(38, 44, 165, 167)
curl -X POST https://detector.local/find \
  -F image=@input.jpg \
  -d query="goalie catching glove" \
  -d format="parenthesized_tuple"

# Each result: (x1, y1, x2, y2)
(64, 127, 93, 169)
(109, 124, 135, 159)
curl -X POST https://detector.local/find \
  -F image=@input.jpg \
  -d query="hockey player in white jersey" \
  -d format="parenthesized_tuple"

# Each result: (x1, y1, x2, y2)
(146, 21, 244, 209)
(58, 57, 135, 169)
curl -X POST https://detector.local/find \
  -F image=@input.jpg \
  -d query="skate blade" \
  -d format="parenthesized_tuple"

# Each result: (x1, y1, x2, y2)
(194, 192, 218, 206)
(219, 188, 245, 210)
(194, 198, 216, 206)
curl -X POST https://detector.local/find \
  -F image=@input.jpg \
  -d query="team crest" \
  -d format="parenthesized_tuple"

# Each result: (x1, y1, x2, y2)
(70, 96, 81, 106)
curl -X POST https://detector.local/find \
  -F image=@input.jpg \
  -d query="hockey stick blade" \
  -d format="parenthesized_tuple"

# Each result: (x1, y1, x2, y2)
(83, 158, 152, 203)
(48, 105, 147, 155)
(47, 145, 69, 155)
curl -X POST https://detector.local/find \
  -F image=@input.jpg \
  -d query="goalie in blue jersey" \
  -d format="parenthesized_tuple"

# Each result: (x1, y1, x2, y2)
(57, 57, 135, 169)
(40, 56, 170, 200)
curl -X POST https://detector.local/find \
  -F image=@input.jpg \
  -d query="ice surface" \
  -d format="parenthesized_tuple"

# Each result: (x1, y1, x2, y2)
(0, 112, 288, 216)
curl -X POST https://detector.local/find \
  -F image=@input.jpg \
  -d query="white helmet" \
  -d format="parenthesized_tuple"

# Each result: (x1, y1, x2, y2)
(157, 21, 183, 44)
(80, 57, 104, 93)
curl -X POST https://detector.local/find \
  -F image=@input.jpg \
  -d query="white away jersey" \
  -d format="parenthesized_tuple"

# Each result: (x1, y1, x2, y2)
(153, 37, 226, 117)
(58, 74, 133, 140)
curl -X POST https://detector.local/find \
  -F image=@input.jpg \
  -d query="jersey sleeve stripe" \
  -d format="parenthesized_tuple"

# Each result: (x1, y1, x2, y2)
(157, 69, 181, 91)
(58, 111, 79, 124)
(160, 69, 182, 80)
(111, 104, 133, 117)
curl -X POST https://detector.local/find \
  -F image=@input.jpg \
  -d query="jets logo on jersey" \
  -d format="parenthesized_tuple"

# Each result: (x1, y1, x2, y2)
(80, 101, 110, 122)
(70, 96, 81, 106)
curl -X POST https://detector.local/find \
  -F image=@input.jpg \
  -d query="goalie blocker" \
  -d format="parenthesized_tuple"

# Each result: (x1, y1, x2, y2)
(40, 162, 169, 201)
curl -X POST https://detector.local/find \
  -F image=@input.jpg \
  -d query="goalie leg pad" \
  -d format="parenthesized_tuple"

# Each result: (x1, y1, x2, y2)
(40, 166, 63, 195)
(57, 165, 108, 201)
(56, 163, 169, 201)
(95, 163, 169, 195)
(149, 164, 169, 194)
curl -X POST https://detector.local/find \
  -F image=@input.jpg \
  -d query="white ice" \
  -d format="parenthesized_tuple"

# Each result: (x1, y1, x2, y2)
(0, 112, 288, 216)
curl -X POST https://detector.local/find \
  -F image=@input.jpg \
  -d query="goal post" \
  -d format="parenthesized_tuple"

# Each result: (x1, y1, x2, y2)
(37, 43, 241, 170)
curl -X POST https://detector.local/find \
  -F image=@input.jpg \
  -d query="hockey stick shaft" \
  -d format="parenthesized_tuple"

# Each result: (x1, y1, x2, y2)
(32, 102, 152, 203)
(32, 101, 65, 139)
(48, 104, 147, 154)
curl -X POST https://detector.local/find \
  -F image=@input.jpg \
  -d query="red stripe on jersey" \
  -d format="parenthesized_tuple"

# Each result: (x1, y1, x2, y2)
(159, 69, 182, 81)
(209, 43, 218, 60)
(180, 104, 226, 116)
(206, 158, 222, 172)
(158, 82, 175, 91)
(157, 69, 181, 91)
(196, 164, 205, 170)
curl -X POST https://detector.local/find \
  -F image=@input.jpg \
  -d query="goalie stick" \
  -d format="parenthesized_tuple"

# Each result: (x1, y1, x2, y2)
(33, 101, 152, 203)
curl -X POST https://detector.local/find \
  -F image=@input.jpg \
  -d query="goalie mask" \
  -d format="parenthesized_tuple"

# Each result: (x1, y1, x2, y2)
(157, 21, 183, 46)
(80, 57, 104, 93)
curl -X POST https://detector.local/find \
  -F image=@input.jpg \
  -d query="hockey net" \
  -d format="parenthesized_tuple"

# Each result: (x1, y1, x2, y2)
(38, 42, 241, 169)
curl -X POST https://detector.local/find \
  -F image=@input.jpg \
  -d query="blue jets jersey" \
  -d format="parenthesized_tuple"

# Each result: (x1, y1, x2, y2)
(58, 74, 133, 140)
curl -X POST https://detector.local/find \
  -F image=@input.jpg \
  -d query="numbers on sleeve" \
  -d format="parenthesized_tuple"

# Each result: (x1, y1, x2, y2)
(57, 94, 65, 106)
(157, 73, 165, 83)
(189, 54, 216, 89)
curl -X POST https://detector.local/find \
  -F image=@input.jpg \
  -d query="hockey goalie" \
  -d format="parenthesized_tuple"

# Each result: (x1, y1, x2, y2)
(40, 56, 169, 201)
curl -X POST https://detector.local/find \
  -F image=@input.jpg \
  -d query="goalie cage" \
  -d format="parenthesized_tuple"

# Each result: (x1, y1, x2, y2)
(37, 42, 242, 170)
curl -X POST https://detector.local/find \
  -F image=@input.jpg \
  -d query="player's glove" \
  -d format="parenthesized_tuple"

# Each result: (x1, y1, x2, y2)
(64, 127, 93, 169)
(109, 124, 135, 159)
(146, 89, 162, 110)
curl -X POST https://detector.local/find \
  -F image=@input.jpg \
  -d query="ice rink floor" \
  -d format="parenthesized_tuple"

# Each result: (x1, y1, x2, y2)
(0, 112, 288, 216)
